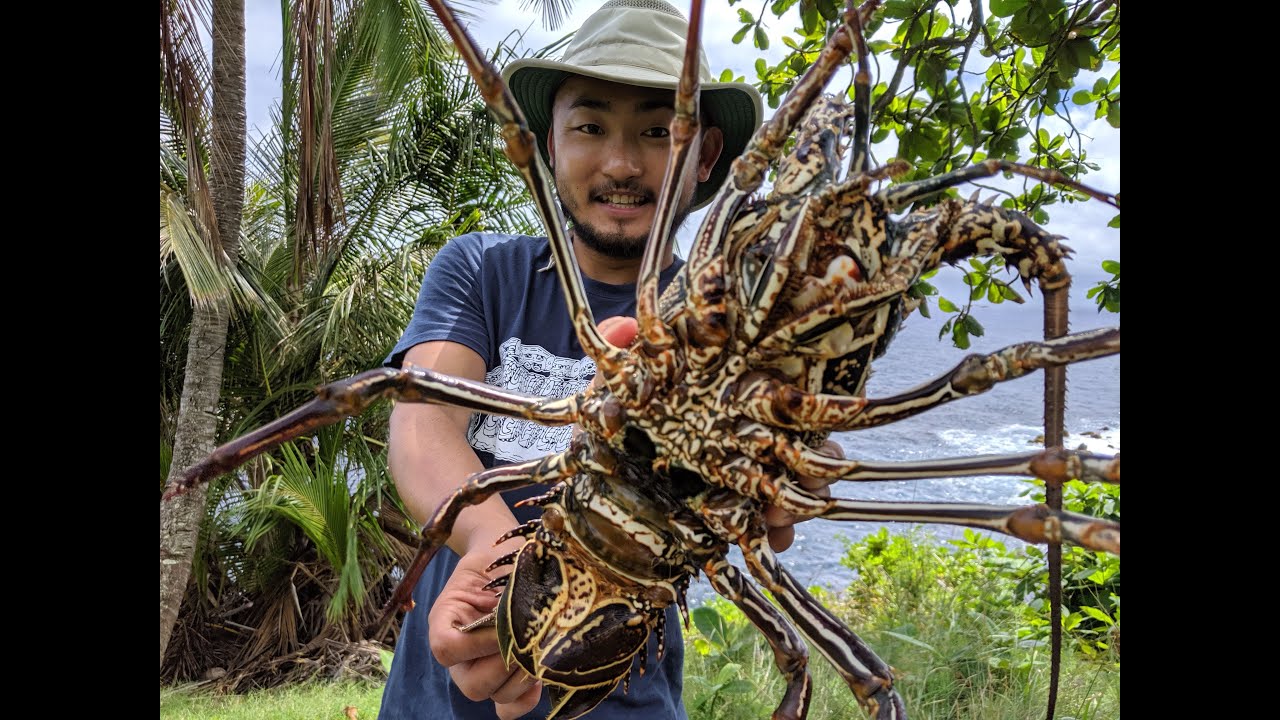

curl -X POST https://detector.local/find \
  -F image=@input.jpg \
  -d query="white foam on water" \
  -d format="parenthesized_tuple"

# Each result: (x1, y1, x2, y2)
(687, 419, 1120, 606)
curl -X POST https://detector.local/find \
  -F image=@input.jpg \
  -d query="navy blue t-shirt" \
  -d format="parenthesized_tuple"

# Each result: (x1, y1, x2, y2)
(380, 233, 688, 720)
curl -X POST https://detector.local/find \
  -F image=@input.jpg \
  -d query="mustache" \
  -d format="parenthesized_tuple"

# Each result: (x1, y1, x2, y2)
(591, 181, 654, 202)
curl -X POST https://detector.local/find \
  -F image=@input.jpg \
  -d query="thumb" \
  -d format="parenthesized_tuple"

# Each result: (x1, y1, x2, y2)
(597, 316, 638, 349)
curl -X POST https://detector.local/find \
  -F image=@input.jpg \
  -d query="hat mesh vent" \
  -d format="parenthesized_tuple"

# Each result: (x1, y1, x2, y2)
(600, 0, 684, 20)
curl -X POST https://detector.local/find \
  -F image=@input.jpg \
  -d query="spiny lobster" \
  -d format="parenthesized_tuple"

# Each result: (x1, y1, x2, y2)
(165, 0, 1119, 718)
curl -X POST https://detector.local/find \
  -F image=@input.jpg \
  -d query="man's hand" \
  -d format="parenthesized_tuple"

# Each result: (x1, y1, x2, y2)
(428, 316, 637, 717)
(428, 549, 541, 719)
(765, 439, 841, 552)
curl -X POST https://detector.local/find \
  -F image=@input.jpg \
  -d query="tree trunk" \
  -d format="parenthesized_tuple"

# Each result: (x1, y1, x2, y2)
(159, 0, 246, 670)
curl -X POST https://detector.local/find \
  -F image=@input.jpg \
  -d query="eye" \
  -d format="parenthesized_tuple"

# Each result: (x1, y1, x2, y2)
(643, 126, 671, 139)
(575, 124, 603, 135)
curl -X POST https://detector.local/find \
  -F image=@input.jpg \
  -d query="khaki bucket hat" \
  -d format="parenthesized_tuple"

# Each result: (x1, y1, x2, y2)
(501, 0, 764, 211)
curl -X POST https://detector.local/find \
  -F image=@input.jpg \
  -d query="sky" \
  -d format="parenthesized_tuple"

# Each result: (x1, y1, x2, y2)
(238, 0, 1120, 294)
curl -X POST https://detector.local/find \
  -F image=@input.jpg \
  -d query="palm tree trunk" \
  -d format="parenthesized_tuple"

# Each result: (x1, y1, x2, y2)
(159, 0, 246, 670)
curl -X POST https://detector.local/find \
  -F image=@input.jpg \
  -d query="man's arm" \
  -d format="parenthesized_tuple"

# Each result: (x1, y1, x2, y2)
(390, 340, 518, 556)
(389, 340, 541, 718)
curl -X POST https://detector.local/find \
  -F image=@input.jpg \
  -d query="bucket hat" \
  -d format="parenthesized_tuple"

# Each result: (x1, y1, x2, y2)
(501, 0, 764, 211)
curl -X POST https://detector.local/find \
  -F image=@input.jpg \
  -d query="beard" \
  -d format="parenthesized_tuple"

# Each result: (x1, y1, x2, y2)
(558, 180, 695, 261)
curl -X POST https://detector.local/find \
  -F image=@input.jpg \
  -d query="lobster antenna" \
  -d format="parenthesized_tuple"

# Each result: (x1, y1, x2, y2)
(1043, 284, 1069, 720)
(635, 0, 706, 372)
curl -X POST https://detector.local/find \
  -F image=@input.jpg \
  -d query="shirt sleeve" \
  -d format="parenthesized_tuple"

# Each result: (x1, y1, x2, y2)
(384, 233, 490, 369)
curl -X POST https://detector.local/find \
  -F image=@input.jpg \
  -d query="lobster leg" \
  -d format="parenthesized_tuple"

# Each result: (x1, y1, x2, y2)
(769, 442, 1118, 486)
(732, 114, 910, 345)
(845, 0, 874, 176)
(720, 0, 878, 200)
(747, 224, 942, 359)
(737, 531, 905, 720)
(682, 0, 879, 351)
(842, 327, 1118, 430)
(635, 0, 705, 376)
(704, 558, 812, 720)
(765, 487, 1120, 555)
(168, 365, 582, 498)
(749, 206, 1061, 360)
(1042, 285, 1070, 720)
(372, 450, 582, 631)
(734, 328, 1118, 432)
(878, 159, 1119, 212)
(419, 0, 623, 376)
(751, 173, 1103, 363)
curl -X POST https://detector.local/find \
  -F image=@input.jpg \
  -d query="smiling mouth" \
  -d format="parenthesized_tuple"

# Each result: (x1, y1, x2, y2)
(596, 192, 650, 207)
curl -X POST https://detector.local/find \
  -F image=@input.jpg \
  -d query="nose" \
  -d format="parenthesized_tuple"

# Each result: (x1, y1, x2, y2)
(600, 135, 644, 182)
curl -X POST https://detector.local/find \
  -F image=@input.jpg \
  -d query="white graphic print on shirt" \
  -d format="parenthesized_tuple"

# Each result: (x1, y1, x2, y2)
(467, 336, 598, 463)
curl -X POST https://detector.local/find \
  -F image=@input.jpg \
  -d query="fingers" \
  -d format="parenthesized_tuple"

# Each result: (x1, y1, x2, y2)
(429, 611, 500, 667)
(767, 523, 796, 554)
(450, 653, 531, 703)
(795, 439, 844, 491)
(767, 439, 844, 553)
(496, 678, 543, 720)
(427, 574, 501, 667)
(491, 665, 540, 704)
(597, 315, 638, 348)
(430, 553, 540, 706)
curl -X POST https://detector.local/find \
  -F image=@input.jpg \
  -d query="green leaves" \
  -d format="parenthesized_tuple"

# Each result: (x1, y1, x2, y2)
(928, 258, 1025, 348)
(692, 605, 734, 651)
(755, 25, 770, 51)
(689, 602, 758, 713)
(881, 0, 919, 19)
(1008, 0, 1067, 47)
(990, 0, 1030, 17)
(732, 8, 771, 51)
(938, 312, 984, 349)
(1106, 100, 1121, 128)
(770, 0, 799, 16)
(1087, 259, 1121, 313)
(1061, 37, 1101, 72)
(908, 274, 938, 317)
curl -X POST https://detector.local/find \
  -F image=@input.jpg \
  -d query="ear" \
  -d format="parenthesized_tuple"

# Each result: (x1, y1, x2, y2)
(695, 126, 724, 183)
(546, 127, 557, 170)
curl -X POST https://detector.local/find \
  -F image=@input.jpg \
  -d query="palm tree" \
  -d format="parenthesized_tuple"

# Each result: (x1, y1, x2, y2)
(159, 0, 246, 670)
(160, 0, 539, 685)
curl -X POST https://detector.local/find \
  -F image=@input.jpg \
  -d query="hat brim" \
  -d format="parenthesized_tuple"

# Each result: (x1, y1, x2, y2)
(502, 58, 763, 212)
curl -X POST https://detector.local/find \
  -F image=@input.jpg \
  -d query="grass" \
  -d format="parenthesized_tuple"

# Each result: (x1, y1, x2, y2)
(682, 526, 1119, 720)
(683, 622, 1118, 720)
(160, 680, 385, 720)
(162, 527, 1118, 720)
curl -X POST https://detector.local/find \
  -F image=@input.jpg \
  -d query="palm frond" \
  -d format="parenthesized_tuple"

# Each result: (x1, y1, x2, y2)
(515, 0, 576, 31)
(237, 436, 368, 623)
(161, 171, 289, 335)
(160, 0, 224, 264)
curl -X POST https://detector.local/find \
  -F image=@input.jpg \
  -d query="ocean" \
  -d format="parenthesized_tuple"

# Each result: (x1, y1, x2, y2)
(685, 287, 1120, 605)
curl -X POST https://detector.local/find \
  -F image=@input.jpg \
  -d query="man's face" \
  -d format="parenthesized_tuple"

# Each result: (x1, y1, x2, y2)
(547, 75, 724, 260)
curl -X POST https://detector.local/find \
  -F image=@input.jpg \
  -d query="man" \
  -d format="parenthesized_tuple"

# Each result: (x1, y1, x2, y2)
(378, 2, 822, 718)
